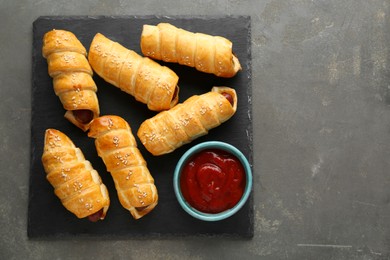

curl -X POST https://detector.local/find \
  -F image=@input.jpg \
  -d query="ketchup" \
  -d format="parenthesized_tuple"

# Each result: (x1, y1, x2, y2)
(180, 149, 246, 213)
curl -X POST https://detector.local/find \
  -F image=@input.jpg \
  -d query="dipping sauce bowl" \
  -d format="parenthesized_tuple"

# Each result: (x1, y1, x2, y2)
(173, 141, 252, 221)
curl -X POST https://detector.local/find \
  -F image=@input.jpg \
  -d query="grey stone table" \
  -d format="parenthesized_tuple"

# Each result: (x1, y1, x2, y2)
(1, 0, 389, 259)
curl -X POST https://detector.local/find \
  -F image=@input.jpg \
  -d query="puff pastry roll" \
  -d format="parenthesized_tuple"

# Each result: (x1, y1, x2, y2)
(88, 33, 179, 111)
(141, 23, 241, 78)
(42, 29, 100, 131)
(41, 129, 110, 221)
(88, 115, 158, 219)
(137, 86, 237, 156)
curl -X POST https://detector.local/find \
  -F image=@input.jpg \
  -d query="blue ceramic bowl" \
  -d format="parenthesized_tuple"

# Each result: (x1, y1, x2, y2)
(173, 141, 252, 221)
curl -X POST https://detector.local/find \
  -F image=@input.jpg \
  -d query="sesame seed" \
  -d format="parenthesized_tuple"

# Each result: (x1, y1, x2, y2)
(141, 70, 151, 80)
(199, 106, 207, 115)
(148, 133, 157, 141)
(61, 169, 68, 181)
(112, 136, 119, 147)
(108, 118, 113, 129)
(179, 117, 192, 126)
(53, 155, 63, 163)
(63, 54, 74, 63)
(85, 203, 93, 210)
(158, 82, 172, 94)
(114, 152, 132, 166)
(94, 44, 101, 52)
(73, 181, 83, 192)
(126, 170, 133, 180)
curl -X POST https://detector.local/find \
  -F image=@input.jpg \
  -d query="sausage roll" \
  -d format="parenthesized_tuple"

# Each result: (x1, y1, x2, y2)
(88, 33, 179, 111)
(42, 29, 100, 131)
(41, 129, 110, 221)
(137, 86, 237, 156)
(141, 23, 241, 78)
(88, 115, 158, 219)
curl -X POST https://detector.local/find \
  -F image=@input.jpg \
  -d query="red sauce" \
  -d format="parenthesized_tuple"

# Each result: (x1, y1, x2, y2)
(180, 149, 246, 213)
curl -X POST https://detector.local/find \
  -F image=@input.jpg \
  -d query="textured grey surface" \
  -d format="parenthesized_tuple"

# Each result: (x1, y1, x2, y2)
(1, 0, 389, 259)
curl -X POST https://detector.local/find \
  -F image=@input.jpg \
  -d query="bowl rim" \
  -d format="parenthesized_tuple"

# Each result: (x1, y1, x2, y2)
(173, 141, 253, 221)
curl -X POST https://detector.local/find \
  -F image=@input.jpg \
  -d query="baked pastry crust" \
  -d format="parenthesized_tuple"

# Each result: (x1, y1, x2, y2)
(137, 86, 237, 156)
(41, 129, 110, 220)
(42, 29, 100, 131)
(88, 115, 158, 219)
(141, 23, 241, 78)
(88, 33, 179, 111)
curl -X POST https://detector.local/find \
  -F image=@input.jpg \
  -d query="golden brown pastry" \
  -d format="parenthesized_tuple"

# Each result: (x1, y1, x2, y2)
(137, 86, 237, 156)
(141, 23, 241, 78)
(88, 33, 179, 111)
(88, 115, 158, 219)
(42, 29, 100, 131)
(41, 129, 110, 221)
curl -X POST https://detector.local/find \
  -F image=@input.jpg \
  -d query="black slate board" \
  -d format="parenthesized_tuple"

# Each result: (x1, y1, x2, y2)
(28, 16, 253, 238)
